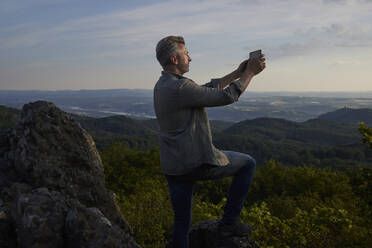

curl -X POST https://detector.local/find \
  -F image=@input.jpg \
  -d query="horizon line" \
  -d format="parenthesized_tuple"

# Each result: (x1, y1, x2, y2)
(1, 88, 372, 93)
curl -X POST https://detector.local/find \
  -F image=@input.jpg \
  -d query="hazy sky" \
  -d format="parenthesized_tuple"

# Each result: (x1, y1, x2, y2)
(1, 0, 372, 91)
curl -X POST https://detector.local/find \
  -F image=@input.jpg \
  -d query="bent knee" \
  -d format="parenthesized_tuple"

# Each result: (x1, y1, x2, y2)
(244, 153, 256, 166)
(243, 156, 256, 171)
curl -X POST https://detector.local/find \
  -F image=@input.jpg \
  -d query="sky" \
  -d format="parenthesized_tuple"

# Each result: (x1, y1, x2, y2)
(0, 0, 372, 92)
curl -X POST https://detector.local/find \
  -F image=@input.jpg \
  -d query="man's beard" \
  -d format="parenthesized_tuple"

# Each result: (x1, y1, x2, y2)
(178, 63, 189, 74)
(176, 55, 189, 74)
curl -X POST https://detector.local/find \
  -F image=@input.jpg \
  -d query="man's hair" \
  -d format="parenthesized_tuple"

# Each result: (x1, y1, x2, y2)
(156, 36, 185, 67)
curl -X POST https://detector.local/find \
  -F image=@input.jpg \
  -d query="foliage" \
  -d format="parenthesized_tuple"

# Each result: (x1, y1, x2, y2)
(240, 162, 372, 248)
(241, 202, 372, 248)
(118, 179, 173, 248)
(359, 122, 372, 149)
(101, 144, 372, 248)
(72, 114, 159, 151)
(100, 143, 172, 248)
(0, 105, 20, 129)
(213, 132, 372, 169)
(101, 142, 162, 195)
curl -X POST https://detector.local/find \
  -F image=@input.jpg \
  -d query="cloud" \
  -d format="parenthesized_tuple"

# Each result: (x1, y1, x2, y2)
(1, 0, 372, 62)
(331, 59, 361, 66)
(1, 0, 372, 90)
(259, 39, 327, 59)
(323, 0, 372, 4)
(0, 0, 72, 14)
(0, 0, 258, 56)
(294, 23, 372, 47)
(323, 0, 349, 4)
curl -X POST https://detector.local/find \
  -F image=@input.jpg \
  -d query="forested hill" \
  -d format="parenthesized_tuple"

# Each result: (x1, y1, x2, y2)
(70, 114, 159, 151)
(67, 115, 234, 151)
(212, 108, 372, 168)
(1, 104, 371, 168)
(318, 107, 372, 125)
(223, 117, 359, 146)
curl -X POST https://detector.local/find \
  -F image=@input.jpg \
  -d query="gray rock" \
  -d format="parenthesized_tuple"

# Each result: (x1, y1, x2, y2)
(0, 101, 141, 248)
(189, 219, 259, 248)
(165, 219, 260, 248)
(0, 207, 17, 248)
(65, 204, 141, 248)
(11, 185, 67, 248)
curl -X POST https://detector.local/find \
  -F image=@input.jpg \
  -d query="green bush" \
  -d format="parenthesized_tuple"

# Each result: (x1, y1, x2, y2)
(100, 143, 372, 248)
(118, 179, 173, 248)
(359, 122, 372, 149)
(241, 202, 372, 248)
(100, 143, 171, 248)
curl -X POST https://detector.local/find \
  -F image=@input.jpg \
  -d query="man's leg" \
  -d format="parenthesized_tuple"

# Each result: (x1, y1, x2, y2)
(192, 150, 256, 224)
(220, 150, 256, 224)
(165, 175, 195, 248)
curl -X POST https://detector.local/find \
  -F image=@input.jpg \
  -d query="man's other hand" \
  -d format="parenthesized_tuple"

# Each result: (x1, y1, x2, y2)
(236, 59, 249, 76)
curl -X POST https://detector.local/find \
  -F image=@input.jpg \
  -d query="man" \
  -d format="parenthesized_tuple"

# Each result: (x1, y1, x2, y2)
(153, 36, 265, 248)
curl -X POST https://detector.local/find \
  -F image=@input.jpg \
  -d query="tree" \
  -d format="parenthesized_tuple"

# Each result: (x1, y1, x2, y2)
(359, 122, 372, 149)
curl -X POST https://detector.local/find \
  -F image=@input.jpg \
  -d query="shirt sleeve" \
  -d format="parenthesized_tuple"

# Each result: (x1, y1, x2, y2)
(177, 78, 244, 108)
(202, 78, 224, 89)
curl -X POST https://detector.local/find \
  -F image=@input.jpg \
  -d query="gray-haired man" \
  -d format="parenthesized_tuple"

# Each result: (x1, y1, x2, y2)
(153, 36, 265, 248)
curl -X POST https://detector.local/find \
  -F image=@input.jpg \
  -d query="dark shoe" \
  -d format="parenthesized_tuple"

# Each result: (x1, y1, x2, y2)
(217, 220, 252, 236)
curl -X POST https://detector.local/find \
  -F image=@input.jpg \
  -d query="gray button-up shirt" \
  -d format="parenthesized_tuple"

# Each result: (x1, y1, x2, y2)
(153, 71, 244, 175)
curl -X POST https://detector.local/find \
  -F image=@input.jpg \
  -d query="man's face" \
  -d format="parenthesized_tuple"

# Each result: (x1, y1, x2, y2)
(176, 44, 192, 74)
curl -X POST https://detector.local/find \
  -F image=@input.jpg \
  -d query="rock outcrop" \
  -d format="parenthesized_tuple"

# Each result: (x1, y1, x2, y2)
(189, 219, 259, 248)
(166, 219, 259, 248)
(0, 101, 260, 248)
(0, 101, 141, 248)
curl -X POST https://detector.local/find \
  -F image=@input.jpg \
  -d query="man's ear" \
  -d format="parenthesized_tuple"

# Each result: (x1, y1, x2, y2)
(169, 55, 178, 65)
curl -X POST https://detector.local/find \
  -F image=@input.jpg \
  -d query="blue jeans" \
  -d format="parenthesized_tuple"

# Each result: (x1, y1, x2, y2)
(165, 150, 256, 248)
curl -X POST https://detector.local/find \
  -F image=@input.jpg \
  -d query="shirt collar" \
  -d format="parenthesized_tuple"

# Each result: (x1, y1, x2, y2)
(161, 70, 187, 80)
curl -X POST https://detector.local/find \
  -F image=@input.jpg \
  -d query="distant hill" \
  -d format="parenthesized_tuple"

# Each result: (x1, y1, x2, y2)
(318, 107, 372, 126)
(213, 112, 371, 169)
(72, 114, 156, 136)
(1, 104, 371, 169)
(0, 106, 234, 151)
(71, 114, 158, 151)
(223, 117, 359, 146)
(2, 89, 372, 122)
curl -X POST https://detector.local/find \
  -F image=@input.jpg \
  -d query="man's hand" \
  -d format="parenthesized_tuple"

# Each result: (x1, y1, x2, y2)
(236, 59, 249, 77)
(215, 55, 265, 90)
(245, 54, 266, 75)
(237, 54, 266, 94)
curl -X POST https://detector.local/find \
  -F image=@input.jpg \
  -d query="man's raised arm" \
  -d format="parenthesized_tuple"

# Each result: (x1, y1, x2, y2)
(203, 54, 265, 91)
(177, 55, 266, 109)
(203, 60, 249, 89)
